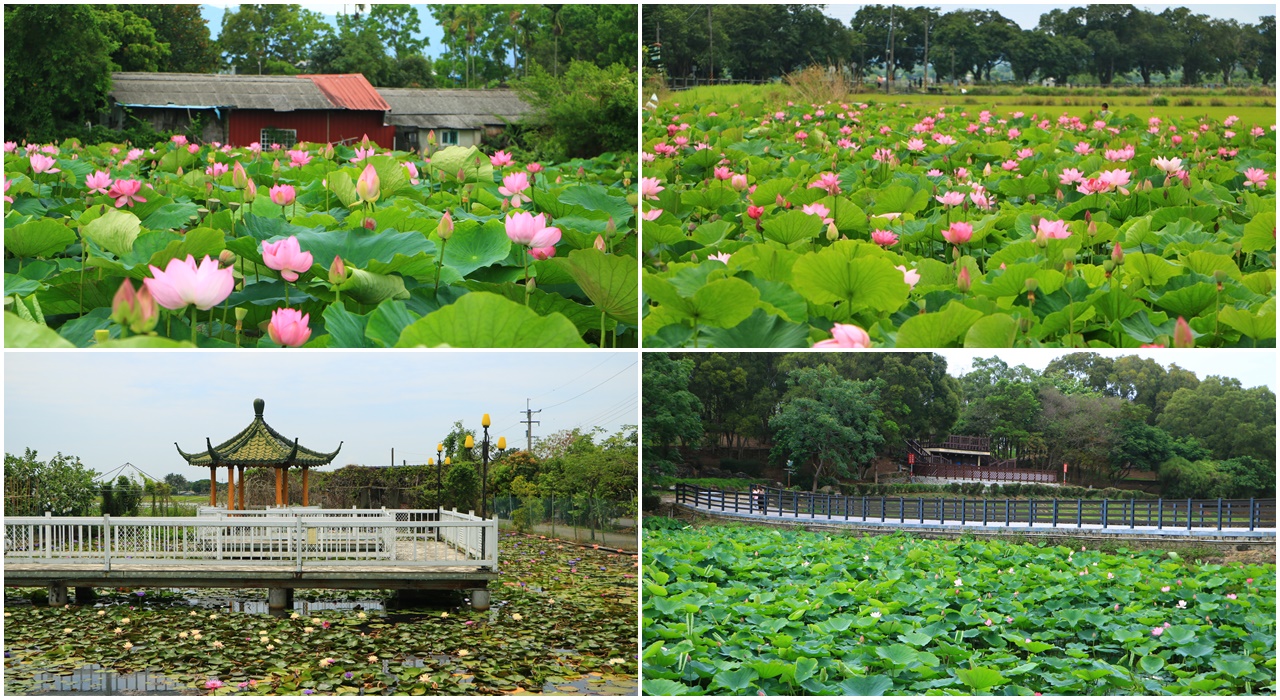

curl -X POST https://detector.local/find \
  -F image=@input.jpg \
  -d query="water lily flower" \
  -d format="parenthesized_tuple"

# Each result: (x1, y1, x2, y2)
(499, 171, 531, 207)
(1243, 168, 1269, 188)
(144, 255, 236, 312)
(511, 613, 523, 621)
(267, 308, 311, 347)
(99, 610, 106, 616)
(123, 642, 133, 650)
(262, 236, 313, 282)
(871, 229, 898, 247)
(368, 655, 378, 663)
(504, 211, 561, 248)
(107, 179, 147, 208)
(302, 689, 315, 695)
(870, 611, 882, 619)
(344, 672, 354, 680)
(85, 170, 113, 195)
(304, 626, 314, 633)
(943, 222, 973, 245)
(457, 650, 470, 656)
(490, 150, 514, 167)
(212, 641, 224, 649)
(29, 153, 60, 174)
(269, 183, 296, 207)
(813, 323, 870, 349)
(319, 658, 335, 668)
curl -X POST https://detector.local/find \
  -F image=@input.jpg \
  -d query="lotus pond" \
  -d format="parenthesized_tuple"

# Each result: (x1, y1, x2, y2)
(4, 138, 638, 348)
(642, 525, 1275, 695)
(641, 97, 1275, 348)
(3, 533, 638, 695)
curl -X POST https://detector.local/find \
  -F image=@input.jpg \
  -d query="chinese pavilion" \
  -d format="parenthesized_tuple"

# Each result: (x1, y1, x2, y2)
(176, 398, 342, 509)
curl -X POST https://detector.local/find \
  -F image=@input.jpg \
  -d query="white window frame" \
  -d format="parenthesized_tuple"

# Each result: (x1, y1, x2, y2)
(260, 128, 297, 149)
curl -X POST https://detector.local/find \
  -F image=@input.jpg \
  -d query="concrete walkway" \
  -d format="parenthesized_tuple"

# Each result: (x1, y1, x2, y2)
(675, 500, 1277, 541)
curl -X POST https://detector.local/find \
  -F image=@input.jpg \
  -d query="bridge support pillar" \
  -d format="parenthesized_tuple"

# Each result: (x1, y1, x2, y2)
(468, 588, 491, 611)
(75, 586, 97, 604)
(267, 587, 294, 612)
(48, 582, 69, 606)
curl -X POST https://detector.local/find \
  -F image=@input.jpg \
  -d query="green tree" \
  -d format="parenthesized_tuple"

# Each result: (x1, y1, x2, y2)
(218, 4, 329, 75)
(1206, 18, 1245, 85)
(954, 358, 1043, 446)
(488, 451, 540, 496)
(1108, 420, 1174, 484)
(163, 473, 190, 492)
(443, 461, 481, 513)
(1164, 8, 1215, 85)
(102, 475, 143, 516)
(1218, 456, 1275, 498)
(93, 6, 171, 72)
(121, 4, 218, 73)
(310, 19, 395, 85)
(1128, 9, 1181, 85)
(3, 5, 114, 143)
(1157, 376, 1276, 466)
(4, 448, 99, 517)
(514, 60, 637, 159)
(769, 365, 885, 490)
(367, 4, 428, 59)
(641, 353, 704, 467)
(1246, 16, 1275, 84)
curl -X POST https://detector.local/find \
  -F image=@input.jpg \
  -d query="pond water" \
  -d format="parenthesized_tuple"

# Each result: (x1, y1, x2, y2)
(4, 533, 638, 696)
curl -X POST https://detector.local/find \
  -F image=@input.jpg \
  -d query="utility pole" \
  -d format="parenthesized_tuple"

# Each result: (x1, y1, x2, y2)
(521, 399, 542, 453)
(922, 13, 930, 92)
(886, 5, 895, 95)
(707, 6, 714, 83)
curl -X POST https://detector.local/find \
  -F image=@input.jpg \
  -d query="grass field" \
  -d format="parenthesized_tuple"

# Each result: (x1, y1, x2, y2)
(660, 85, 1277, 125)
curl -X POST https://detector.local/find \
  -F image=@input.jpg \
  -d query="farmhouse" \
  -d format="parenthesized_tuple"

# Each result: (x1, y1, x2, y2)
(106, 72, 395, 148)
(380, 88, 530, 154)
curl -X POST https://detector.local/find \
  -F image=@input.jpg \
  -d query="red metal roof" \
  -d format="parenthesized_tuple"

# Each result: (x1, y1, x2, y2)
(297, 74, 390, 112)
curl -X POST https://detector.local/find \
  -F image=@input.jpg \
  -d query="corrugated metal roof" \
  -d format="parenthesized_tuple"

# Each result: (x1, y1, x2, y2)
(299, 74, 390, 112)
(379, 88, 530, 129)
(110, 72, 334, 111)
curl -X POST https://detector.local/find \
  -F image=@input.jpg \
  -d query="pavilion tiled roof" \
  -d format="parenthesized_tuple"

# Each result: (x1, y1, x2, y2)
(176, 398, 341, 468)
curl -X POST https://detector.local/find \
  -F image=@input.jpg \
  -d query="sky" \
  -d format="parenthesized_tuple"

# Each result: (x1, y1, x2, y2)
(5, 351, 637, 482)
(934, 349, 1276, 391)
(201, 3, 446, 58)
(820, 3, 1276, 28)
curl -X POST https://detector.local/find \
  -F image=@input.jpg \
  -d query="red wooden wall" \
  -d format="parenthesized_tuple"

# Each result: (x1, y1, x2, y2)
(227, 110, 394, 148)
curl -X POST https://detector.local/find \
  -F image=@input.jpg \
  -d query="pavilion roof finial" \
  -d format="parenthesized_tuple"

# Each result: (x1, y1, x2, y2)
(254, 398, 265, 417)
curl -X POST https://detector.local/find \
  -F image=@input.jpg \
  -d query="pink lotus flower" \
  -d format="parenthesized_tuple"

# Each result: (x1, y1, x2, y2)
(713, 166, 732, 181)
(526, 162, 543, 174)
(1173, 317, 1194, 348)
(205, 680, 223, 690)
(490, 150, 514, 168)
(730, 174, 749, 191)
(813, 323, 870, 348)
(905, 138, 926, 152)
(896, 265, 920, 289)
(499, 171, 531, 206)
(809, 172, 841, 196)
(351, 146, 376, 162)
(504, 211, 561, 248)
(708, 252, 731, 264)
(269, 184, 296, 207)
(871, 229, 898, 247)
(85, 171, 113, 195)
(1099, 169, 1131, 189)
(206, 162, 229, 178)
(935, 191, 964, 206)
(1243, 168, 1269, 188)
(801, 202, 832, 224)
(1227, 593, 1237, 600)
(933, 134, 957, 146)
(943, 222, 973, 245)
(640, 177, 664, 200)
(144, 255, 235, 311)
(794, 131, 808, 142)
(356, 164, 380, 203)
(1001, 160, 1019, 171)
(528, 245, 557, 260)
(642, 208, 663, 221)
(288, 149, 311, 168)
(268, 307, 311, 347)
(1151, 627, 1163, 637)
(111, 279, 158, 333)
(1059, 168, 1084, 185)
(3, 179, 10, 205)
(29, 153, 59, 174)
(1074, 142, 1093, 155)
(262, 236, 313, 282)
(1152, 156, 1183, 174)
(108, 179, 147, 208)
(1035, 219, 1071, 240)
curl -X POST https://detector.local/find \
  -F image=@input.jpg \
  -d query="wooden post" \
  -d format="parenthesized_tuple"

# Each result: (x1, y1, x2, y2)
(275, 468, 283, 506)
(302, 467, 310, 507)
(210, 466, 217, 506)
(227, 466, 235, 511)
(237, 466, 246, 511)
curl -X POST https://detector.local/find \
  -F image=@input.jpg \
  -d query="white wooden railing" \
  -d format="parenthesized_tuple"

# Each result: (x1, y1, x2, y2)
(4, 511, 498, 572)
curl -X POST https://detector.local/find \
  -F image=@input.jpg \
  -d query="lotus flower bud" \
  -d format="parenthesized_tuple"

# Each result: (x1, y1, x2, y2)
(1173, 317, 1194, 348)
(957, 267, 971, 293)
(1055, 188, 1064, 201)
(111, 279, 158, 334)
(983, 162, 992, 177)
(1111, 242, 1124, 265)
(426, 130, 436, 146)
(218, 250, 236, 268)
(245, 178, 257, 200)
(577, 166, 585, 178)
(526, 277, 536, 291)
(322, 143, 335, 160)
(1083, 210, 1092, 224)
(456, 168, 466, 183)
(1103, 259, 1116, 275)
(437, 211, 453, 240)
(363, 217, 376, 230)
(272, 159, 281, 173)
(329, 256, 346, 285)
(605, 217, 616, 237)
(594, 235, 606, 251)
(826, 222, 839, 241)
(356, 164, 380, 203)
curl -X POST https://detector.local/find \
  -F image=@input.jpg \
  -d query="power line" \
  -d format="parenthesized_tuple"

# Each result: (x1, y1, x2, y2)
(533, 354, 616, 400)
(543, 360, 637, 410)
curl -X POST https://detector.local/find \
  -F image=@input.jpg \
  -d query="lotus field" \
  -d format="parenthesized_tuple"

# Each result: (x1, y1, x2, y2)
(4, 138, 637, 348)
(640, 98, 1276, 348)
(642, 526, 1276, 696)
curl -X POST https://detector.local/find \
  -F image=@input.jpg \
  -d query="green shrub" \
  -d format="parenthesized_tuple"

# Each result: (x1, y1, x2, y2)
(1149, 96, 1169, 106)
(643, 516, 686, 531)
(513, 60, 637, 160)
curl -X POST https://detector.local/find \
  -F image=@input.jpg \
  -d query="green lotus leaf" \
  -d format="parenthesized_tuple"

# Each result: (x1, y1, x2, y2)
(896, 302, 984, 347)
(81, 208, 142, 256)
(4, 218, 77, 258)
(548, 249, 638, 324)
(395, 291, 587, 347)
(963, 314, 1019, 348)
(761, 208, 824, 246)
(790, 247, 908, 314)
(701, 308, 810, 348)
(440, 219, 511, 277)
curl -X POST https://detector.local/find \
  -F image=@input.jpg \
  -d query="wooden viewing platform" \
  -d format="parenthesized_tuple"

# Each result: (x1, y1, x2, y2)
(3, 509, 499, 610)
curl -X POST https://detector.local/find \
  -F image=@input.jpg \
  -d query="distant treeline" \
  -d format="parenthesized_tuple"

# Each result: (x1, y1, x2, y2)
(644, 4, 1276, 86)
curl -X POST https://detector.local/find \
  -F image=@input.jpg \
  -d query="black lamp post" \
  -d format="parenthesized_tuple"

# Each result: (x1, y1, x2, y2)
(463, 414, 505, 519)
